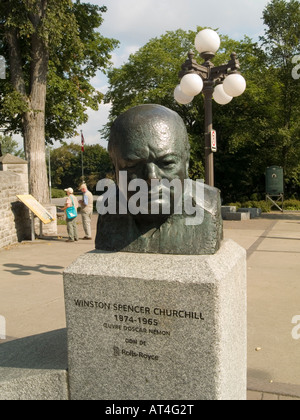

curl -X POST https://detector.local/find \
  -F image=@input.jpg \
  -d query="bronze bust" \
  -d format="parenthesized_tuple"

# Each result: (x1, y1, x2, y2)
(96, 104, 223, 255)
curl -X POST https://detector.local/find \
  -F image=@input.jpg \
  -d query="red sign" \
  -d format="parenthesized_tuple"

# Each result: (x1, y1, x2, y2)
(211, 130, 217, 152)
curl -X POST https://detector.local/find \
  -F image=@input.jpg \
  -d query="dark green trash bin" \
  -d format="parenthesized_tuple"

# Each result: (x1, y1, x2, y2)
(266, 166, 284, 195)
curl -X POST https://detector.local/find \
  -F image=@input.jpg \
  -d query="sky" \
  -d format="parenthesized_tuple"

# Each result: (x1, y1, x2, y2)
(16, 0, 272, 150)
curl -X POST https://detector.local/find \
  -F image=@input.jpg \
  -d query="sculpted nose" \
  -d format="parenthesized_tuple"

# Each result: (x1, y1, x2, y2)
(145, 163, 160, 183)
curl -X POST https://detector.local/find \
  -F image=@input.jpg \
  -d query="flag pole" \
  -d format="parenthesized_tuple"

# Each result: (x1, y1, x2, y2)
(81, 130, 84, 183)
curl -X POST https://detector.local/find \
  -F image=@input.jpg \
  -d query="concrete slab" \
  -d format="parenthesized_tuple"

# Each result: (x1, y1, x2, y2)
(0, 329, 68, 400)
(221, 206, 237, 218)
(237, 208, 262, 219)
(0, 215, 97, 341)
(224, 214, 300, 390)
(223, 212, 250, 221)
(0, 212, 300, 399)
(63, 240, 246, 400)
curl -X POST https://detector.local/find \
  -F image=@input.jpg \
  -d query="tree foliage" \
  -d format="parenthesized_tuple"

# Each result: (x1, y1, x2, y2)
(0, 0, 118, 202)
(259, 0, 300, 196)
(0, 0, 118, 141)
(104, 0, 300, 202)
(50, 143, 113, 193)
(0, 135, 25, 158)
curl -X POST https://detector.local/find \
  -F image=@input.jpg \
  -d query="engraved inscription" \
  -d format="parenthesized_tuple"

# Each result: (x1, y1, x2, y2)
(73, 299, 205, 324)
(73, 298, 205, 362)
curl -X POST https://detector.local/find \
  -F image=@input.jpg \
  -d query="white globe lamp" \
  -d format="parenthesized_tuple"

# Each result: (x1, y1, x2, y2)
(195, 29, 221, 55)
(223, 73, 246, 97)
(180, 73, 203, 97)
(174, 85, 194, 105)
(213, 84, 233, 105)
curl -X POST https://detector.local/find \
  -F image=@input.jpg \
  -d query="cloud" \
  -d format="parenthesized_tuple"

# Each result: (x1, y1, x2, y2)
(110, 45, 141, 68)
(99, 0, 270, 45)
(101, 0, 189, 44)
(36, 0, 271, 151)
(77, 0, 270, 150)
(72, 104, 111, 149)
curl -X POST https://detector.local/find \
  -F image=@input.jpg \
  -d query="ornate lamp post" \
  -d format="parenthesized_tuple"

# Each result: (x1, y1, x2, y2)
(174, 29, 246, 187)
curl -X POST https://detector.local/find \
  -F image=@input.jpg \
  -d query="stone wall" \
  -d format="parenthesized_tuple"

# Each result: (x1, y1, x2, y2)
(0, 171, 31, 248)
(0, 153, 29, 194)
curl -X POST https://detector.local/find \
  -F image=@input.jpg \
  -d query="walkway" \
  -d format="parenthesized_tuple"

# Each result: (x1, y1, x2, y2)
(0, 212, 300, 400)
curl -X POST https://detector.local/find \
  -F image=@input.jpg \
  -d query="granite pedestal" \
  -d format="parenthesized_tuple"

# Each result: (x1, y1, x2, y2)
(63, 239, 247, 400)
(0, 330, 68, 400)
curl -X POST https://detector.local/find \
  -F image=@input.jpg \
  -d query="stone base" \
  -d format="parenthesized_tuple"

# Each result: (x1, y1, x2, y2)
(221, 206, 237, 218)
(34, 205, 57, 237)
(0, 330, 68, 400)
(237, 208, 262, 219)
(63, 239, 247, 400)
(223, 212, 250, 221)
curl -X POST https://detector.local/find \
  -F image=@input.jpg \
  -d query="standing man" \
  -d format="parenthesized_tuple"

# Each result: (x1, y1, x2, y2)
(79, 183, 93, 240)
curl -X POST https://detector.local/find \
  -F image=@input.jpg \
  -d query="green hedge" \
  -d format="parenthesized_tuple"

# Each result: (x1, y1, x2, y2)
(283, 199, 300, 211)
(51, 188, 66, 198)
(227, 200, 272, 213)
(227, 199, 300, 212)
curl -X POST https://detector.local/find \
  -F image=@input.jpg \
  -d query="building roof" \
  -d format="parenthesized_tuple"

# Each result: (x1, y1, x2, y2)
(0, 153, 27, 164)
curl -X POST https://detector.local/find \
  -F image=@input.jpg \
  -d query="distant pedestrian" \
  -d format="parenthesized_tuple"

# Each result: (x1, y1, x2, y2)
(79, 183, 93, 240)
(60, 187, 79, 242)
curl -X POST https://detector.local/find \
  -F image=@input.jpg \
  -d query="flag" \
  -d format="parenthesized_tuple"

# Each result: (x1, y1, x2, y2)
(81, 131, 85, 152)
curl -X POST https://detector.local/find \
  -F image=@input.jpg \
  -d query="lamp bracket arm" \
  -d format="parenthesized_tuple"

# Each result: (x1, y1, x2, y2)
(210, 52, 241, 80)
(178, 51, 242, 84)
(178, 50, 209, 80)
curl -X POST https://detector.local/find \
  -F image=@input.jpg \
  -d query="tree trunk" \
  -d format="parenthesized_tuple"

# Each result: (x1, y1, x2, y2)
(5, 0, 50, 204)
(24, 2, 50, 204)
(23, 109, 49, 204)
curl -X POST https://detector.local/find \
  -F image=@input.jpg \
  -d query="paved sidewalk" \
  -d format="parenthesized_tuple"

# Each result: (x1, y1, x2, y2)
(0, 216, 97, 341)
(224, 213, 300, 400)
(0, 212, 300, 400)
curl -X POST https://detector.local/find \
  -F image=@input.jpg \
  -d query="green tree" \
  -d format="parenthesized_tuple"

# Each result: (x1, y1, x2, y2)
(259, 0, 300, 195)
(104, 2, 300, 201)
(103, 28, 261, 196)
(50, 143, 113, 193)
(220, 0, 300, 201)
(103, 29, 197, 135)
(0, 0, 118, 203)
(0, 135, 25, 158)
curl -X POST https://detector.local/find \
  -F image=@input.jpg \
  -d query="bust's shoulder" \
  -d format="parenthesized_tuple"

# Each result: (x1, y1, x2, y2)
(185, 180, 221, 215)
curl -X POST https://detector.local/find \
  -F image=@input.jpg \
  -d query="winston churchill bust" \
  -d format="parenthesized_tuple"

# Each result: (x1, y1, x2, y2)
(96, 104, 222, 255)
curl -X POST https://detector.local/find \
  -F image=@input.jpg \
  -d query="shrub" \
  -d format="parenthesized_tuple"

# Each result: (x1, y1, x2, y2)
(227, 202, 241, 209)
(283, 199, 300, 211)
(51, 188, 65, 198)
(225, 200, 272, 213)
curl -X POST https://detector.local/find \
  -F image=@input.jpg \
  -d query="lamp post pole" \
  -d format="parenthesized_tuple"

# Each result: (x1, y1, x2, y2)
(203, 81, 214, 187)
(175, 29, 246, 188)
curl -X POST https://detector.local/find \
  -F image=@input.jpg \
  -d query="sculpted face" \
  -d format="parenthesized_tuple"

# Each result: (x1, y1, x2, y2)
(108, 105, 190, 215)
(96, 104, 223, 254)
